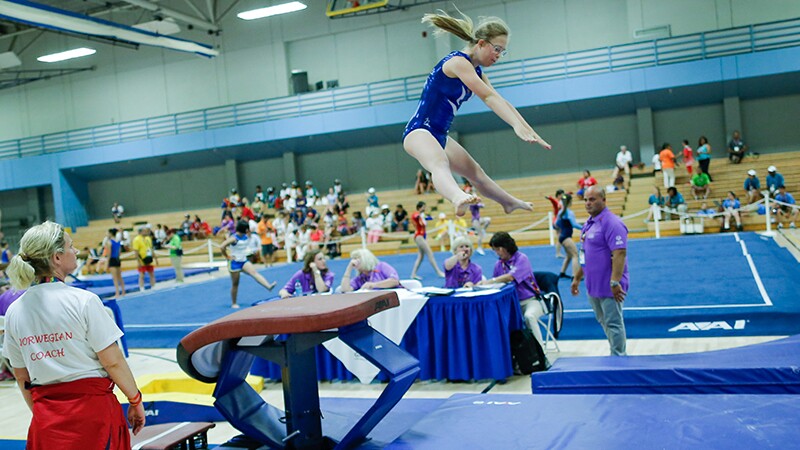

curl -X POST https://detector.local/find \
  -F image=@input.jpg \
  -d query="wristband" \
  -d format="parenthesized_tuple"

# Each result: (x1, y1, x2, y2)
(128, 390, 142, 407)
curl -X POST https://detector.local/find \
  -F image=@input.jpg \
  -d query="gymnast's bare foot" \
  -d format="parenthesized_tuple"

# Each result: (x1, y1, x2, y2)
(503, 199, 533, 214)
(455, 194, 480, 217)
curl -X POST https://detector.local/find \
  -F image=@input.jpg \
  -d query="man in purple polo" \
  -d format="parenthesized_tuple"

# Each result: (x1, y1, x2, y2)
(570, 186, 629, 356)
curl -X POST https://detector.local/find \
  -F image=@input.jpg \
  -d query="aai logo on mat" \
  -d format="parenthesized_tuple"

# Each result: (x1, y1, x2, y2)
(668, 320, 747, 332)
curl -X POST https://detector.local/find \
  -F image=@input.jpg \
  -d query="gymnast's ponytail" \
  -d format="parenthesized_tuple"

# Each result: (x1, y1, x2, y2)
(422, 9, 510, 45)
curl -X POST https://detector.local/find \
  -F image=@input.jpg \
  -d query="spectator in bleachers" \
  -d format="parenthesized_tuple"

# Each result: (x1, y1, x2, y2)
(0, 241, 13, 271)
(165, 228, 184, 283)
(266, 187, 277, 208)
(105, 229, 125, 297)
(153, 224, 167, 249)
(335, 193, 349, 214)
(659, 142, 677, 188)
(665, 186, 687, 220)
(576, 170, 598, 199)
(415, 169, 430, 195)
(340, 248, 400, 293)
(545, 189, 566, 257)
(336, 211, 350, 236)
(366, 188, 380, 217)
(721, 191, 744, 232)
(238, 199, 256, 222)
(645, 186, 664, 223)
(111, 202, 124, 224)
(443, 236, 483, 288)
(254, 185, 266, 203)
(609, 175, 626, 192)
(410, 201, 445, 280)
(351, 211, 366, 235)
(257, 214, 276, 267)
(333, 179, 343, 196)
(324, 187, 337, 213)
(215, 212, 235, 238)
(772, 185, 798, 229)
(380, 204, 393, 232)
(179, 214, 192, 239)
(229, 188, 240, 205)
(220, 221, 277, 308)
(555, 194, 582, 280)
(305, 181, 319, 206)
(766, 166, 785, 195)
(366, 210, 384, 244)
(651, 152, 661, 176)
(612, 145, 633, 179)
(696, 136, 713, 181)
(480, 231, 547, 350)
(280, 250, 334, 298)
(296, 225, 312, 262)
(118, 229, 131, 252)
(681, 139, 695, 175)
(323, 224, 342, 259)
(82, 246, 100, 275)
(392, 204, 409, 231)
(251, 196, 265, 216)
(132, 226, 157, 291)
(690, 166, 711, 200)
(190, 216, 211, 240)
(470, 202, 490, 255)
(290, 181, 300, 199)
(433, 212, 467, 252)
(727, 130, 747, 164)
(744, 169, 762, 204)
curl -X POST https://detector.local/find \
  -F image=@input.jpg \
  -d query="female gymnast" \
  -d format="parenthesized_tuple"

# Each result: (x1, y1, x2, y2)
(403, 10, 551, 217)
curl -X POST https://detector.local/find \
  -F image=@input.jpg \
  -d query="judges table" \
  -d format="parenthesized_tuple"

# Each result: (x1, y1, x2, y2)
(251, 284, 524, 382)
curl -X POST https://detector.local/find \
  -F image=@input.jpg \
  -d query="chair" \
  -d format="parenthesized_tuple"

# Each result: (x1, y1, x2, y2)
(533, 272, 563, 352)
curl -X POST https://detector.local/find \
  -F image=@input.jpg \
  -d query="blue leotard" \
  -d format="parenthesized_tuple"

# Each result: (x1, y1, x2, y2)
(403, 51, 483, 148)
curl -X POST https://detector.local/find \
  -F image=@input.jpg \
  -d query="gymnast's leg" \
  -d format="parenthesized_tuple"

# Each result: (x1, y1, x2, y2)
(404, 129, 478, 216)
(443, 137, 532, 214)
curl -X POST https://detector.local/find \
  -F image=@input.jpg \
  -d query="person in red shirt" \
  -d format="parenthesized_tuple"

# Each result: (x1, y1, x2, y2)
(681, 139, 694, 175)
(576, 170, 597, 199)
(410, 201, 445, 280)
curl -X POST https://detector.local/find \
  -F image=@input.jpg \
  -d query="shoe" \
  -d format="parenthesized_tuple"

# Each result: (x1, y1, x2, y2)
(778, 223, 784, 229)
(558, 273, 573, 280)
(266, 281, 277, 291)
(231, 304, 241, 309)
(412, 275, 422, 281)
(476, 248, 485, 256)
(737, 225, 744, 232)
(792, 223, 797, 229)
(555, 254, 565, 258)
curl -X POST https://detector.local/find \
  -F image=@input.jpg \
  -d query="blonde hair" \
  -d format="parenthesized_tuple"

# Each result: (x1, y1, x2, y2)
(422, 9, 510, 45)
(451, 236, 473, 254)
(350, 248, 379, 272)
(6, 221, 67, 290)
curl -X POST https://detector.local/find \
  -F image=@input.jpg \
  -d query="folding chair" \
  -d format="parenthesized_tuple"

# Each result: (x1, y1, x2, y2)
(534, 272, 563, 352)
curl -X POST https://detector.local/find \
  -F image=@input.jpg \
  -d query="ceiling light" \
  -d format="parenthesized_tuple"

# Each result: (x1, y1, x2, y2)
(238, 2, 307, 20)
(37, 47, 96, 63)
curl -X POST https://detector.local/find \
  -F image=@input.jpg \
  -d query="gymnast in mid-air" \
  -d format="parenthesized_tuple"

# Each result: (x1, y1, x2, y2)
(403, 9, 551, 217)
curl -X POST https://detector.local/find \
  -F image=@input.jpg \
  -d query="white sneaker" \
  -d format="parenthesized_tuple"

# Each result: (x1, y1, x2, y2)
(778, 223, 784, 229)
(476, 248, 485, 256)
(791, 222, 797, 229)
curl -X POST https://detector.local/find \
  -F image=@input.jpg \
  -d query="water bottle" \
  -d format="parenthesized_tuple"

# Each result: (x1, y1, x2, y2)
(295, 279, 303, 297)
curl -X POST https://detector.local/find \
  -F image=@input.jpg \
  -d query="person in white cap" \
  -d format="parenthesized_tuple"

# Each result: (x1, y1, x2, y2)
(380, 204, 393, 232)
(766, 166, 784, 194)
(743, 169, 761, 204)
(365, 188, 379, 217)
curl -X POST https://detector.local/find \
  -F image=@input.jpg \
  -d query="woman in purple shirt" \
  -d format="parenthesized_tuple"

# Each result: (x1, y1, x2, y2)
(443, 236, 483, 288)
(478, 232, 545, 347)
(279, 250, 335, 298)
(340, 248, 399, 293)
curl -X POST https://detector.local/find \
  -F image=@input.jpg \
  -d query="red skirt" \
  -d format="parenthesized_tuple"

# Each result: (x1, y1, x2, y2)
(28, 377, 130, 450)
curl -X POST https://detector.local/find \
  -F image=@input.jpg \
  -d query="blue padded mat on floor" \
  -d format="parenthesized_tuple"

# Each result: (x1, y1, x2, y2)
(386, 393, 800, 449)
(531, 334, 800, 394)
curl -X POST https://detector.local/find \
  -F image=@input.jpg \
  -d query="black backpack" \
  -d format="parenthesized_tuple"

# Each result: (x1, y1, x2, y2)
(509, 328, 548, 374)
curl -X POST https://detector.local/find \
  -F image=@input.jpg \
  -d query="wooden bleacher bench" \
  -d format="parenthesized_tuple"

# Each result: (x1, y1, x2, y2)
(130, 421, 215, 450)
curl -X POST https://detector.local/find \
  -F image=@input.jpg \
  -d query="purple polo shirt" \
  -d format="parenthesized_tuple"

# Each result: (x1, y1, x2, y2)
(493, 251, 540, 301)
(283, 269, 335, 295)
(351, 261, 399, 291)
(0, 289, 25, 315)
(444, 261, 483, 288)
(581, 207, 629, 298)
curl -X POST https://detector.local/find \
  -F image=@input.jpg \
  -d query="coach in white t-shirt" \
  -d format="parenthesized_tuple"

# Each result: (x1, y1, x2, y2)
(2, 221, 145, 448)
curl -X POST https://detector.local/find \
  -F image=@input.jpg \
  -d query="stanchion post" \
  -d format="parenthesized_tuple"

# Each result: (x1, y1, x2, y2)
(762, 191, 777, 237)
(207, 239, 214, 263)
(548, 211, 554, 246)
(360, 226, 367, 249)
(653, 205, 661, 239)
(448, 220, 456, 249)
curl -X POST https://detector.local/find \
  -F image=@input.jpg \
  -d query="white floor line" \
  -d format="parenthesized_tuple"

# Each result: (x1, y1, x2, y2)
(738, 239, 773, 306)
(566, 303, 772, 313)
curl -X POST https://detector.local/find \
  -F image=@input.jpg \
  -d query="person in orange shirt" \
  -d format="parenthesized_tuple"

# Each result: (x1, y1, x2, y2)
(257, 214, 276, 267)
(659, 143, 677, 188)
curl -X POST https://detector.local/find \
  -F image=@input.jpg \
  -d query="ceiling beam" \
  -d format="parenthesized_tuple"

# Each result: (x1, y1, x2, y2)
(120, 0, 219, 33)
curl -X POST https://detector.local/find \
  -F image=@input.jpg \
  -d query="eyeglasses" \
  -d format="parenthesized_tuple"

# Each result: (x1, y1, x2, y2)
(486, 41, 508, 58)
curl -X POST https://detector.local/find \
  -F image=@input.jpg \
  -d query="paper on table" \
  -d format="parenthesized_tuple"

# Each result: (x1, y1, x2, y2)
(454, 288, 501, 298)
(474, 283, 505, 290)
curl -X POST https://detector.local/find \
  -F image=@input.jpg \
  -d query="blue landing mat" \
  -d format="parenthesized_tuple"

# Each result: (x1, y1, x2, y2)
(71, 266, 217, 288)
(386, 393, 800, 449)
(531, 334, 800, 394)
